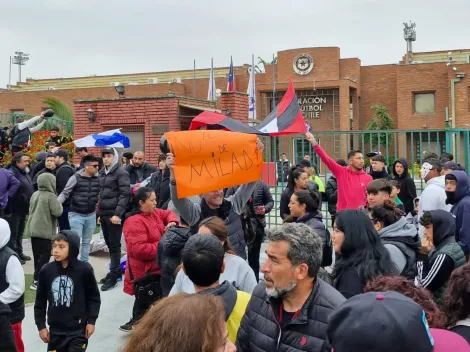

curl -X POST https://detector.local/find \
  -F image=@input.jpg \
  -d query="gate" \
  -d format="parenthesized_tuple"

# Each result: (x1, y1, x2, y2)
(261, 129, 470, 228)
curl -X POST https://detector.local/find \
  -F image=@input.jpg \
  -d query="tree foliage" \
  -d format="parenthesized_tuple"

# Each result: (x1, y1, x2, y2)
(364, 104, 395, 149)
(256, 56, 278, 73)
(43, 97, 74, 122)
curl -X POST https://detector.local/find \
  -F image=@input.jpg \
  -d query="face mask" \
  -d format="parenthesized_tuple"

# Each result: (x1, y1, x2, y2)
(420, 162, 433, 179)
(446, 191, 457, 205)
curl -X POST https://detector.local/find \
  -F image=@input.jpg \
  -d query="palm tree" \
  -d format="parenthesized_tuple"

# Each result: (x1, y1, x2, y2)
(43, 97, 74, 122)
(256, 56, 278, 73)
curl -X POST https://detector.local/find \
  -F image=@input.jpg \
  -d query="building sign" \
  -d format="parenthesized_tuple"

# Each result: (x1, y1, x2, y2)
(293, 54, 314, 75)
(298, 96, 327, 118)
(151, 124, 169, 134)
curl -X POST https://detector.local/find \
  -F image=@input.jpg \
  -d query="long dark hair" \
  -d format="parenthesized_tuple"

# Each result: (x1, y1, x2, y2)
(443, 263, 470, 328)
(333, 210, 397, 286)
(287, 167, 307, 194)
(370, 200, 404, 227)
(284, 190, 320, 223)
(199, 216, 235, 254)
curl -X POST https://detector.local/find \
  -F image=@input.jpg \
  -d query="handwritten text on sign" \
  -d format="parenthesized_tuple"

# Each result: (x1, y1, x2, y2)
(165, 130, 263, 199)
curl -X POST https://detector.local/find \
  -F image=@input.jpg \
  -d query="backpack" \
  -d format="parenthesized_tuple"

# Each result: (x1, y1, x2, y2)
(322, 228, 333, 267)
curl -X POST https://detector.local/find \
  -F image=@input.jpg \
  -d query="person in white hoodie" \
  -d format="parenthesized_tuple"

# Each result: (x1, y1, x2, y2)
(418, 158, 451, 237)
(0, 219, 26, 351)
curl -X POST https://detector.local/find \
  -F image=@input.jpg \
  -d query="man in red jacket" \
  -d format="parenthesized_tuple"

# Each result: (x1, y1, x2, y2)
(305, 132, 372, 212)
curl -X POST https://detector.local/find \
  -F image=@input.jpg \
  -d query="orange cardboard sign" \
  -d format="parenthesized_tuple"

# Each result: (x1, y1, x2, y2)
(165, 130, 263, 199)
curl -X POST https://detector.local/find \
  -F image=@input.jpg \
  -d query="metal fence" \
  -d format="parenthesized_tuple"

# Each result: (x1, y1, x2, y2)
(261, 129, 470, 228)
(0, 112, 74, 134)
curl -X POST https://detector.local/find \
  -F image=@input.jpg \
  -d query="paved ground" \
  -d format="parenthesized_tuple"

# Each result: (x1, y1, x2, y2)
(21, 235, 269, 351)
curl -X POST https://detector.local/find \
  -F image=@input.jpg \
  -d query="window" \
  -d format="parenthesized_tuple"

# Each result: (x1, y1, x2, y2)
(413, 93, 435, 114)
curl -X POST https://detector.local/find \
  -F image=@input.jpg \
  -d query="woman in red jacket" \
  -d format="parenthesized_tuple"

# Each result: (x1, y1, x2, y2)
(121, 187, 178, 332)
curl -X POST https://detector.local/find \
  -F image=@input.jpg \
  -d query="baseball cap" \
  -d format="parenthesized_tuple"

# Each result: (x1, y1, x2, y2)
(442, 161, 463, 171)
(101, 148, 115, 156)
(366, 150, 381, 157)
(429, 329, 470, 352)
(54, 150, 68, 160)
(327, 291, 434, 352)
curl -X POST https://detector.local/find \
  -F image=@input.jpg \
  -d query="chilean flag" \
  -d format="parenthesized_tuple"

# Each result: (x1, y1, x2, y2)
(227, 56, 236, 92)
(256, 78, 307, 136)
(189, 77, 306, 136)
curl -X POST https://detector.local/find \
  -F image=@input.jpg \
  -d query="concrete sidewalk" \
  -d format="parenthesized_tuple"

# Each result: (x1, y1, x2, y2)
(21, 237, 268, 351)
(22, 235, 135, 351)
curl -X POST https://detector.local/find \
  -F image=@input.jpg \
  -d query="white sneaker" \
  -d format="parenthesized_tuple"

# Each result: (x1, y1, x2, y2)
(30, 281, 38, 290)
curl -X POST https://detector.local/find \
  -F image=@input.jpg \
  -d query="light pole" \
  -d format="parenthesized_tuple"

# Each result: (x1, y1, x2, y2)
(12, 51, 30, 83)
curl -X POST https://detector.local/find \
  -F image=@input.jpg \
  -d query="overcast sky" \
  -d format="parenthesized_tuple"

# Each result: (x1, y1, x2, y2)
(0, 0, 469, 88)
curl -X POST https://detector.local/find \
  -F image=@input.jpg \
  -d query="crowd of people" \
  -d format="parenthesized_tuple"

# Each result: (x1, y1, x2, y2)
(0, 113, 470, 351)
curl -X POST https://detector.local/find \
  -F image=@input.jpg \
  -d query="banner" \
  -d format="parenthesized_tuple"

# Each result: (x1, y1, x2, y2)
(165, 130, 263, 198)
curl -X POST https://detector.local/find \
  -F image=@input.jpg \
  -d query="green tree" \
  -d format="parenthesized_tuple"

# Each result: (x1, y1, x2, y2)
(43, 97, 74, 122)
(364, 104, 395, 149)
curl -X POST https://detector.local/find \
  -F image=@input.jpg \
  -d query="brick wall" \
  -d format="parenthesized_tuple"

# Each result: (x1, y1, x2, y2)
(74, 97, 180, 165)
(219, 92, 249, 122)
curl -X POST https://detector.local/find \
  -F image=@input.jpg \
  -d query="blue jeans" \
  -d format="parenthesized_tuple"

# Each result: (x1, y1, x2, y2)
(68, 212, 96, 262)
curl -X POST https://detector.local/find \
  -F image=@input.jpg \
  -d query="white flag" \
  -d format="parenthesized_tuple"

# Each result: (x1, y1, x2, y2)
(207, 58, 216, 101)
(247, 55, 256, 120)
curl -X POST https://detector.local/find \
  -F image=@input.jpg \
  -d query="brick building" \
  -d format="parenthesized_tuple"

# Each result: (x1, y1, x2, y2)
(0, 46, 469, 161)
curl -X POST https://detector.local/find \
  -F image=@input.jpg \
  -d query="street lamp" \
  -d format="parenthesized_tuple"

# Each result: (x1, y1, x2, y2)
(12, 51, 30, 83)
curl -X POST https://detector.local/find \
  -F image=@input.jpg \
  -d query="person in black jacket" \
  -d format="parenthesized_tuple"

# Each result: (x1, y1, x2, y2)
(393, 158, 417, 214)
(29, 151, 47, 181)
(5, 152, 34, 263)
(125, 151, 157, 187)
(97, 148, 131, 291)
(54, 150, 75, 231)
(227, 181, 274, 281)
(332, 210, 397, 299)
(325, 159, 347, 225)
(158, 218, 192, 297)
(285, 190, 331, 268)
(236, 223, 346, 352)
(32, 152, 56, 191)
(0, 302, 17, 352)
(280, 167, 314, 220)
(58, 155, 101, 263)
(149, 154, 171, 209)
(34, 230, 101, 351)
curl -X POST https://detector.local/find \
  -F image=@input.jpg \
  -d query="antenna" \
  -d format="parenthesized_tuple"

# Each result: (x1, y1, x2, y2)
(12, 51, 30, 82)
(403, 22, 416, 64)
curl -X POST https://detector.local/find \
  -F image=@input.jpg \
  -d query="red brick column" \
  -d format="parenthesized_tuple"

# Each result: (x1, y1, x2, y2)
(219, 92, 249, 123)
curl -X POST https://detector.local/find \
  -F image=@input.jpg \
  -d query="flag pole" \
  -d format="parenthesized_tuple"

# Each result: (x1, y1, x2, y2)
(193, 59, 196, 98)
(271, 53, 276, 110)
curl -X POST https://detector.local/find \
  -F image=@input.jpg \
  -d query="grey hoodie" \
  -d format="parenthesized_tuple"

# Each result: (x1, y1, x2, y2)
(379, 216, 419, 273)
(418, 175, 452, 237)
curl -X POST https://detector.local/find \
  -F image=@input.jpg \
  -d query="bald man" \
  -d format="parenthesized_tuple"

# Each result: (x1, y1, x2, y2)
(124, 151, 157, 187)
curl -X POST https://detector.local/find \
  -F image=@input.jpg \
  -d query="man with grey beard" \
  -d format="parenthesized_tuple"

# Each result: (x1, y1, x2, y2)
(236, 223, 345, 352)
(5, 152, 34, 264)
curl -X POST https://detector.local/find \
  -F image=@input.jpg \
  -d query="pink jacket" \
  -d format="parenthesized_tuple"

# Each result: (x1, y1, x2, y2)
(314, 145, 372, 212)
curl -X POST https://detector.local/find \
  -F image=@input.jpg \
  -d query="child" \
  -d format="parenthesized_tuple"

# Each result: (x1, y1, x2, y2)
(34, 231, 101, 351)
(390, 180, 405, 212)
(25, 173, 63, 290)
(406, 197, 420, 234)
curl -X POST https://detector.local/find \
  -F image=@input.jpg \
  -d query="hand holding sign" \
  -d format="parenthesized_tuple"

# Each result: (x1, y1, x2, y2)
(165, 130, 263, 199)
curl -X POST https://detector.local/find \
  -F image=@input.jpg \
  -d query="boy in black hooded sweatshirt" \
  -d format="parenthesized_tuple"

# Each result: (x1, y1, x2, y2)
(34, 230, 101, 351)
